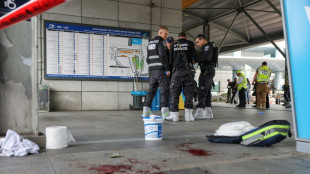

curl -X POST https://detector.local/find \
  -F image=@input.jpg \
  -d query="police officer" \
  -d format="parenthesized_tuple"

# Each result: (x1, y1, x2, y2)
(166, 37, 175, 50)
(252, 61, 271, 109)
(234, 70, 247, 108)
(193, 34, 216, 119)
(165, 32, 198, 122)
(142, 26, 171, 118)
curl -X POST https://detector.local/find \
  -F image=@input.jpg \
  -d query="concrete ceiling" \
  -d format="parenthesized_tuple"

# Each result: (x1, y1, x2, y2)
(182, 0, 285, 56)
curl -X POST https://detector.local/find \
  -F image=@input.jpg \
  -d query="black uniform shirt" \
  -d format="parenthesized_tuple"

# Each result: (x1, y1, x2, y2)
(199, 42, 214, 66)
(169, 38, 198, 69)
(147, 36, 170, 71)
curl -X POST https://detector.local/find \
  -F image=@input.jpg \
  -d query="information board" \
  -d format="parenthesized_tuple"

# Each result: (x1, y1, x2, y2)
(44, 21, 150, 80)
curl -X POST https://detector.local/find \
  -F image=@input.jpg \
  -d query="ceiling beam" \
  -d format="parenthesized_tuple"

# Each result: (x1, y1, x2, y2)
(239, 0, 250, 42)
(185, 31, 195, 40)
(209, 0, 262, 22)
(183, 11, 248, 43)
(186, 7, 236, 10)
(246, 9, 278, 13)
(218, 12, 240, 52)
(182, 11, 205, 23)
(222, 41, 249, 47)
(219, 32, 283, 54)
(209, 22, 248, 43)
(243, 9, 285, 58)
(183, 0, 262, 32)
(262, 0, 282, 17)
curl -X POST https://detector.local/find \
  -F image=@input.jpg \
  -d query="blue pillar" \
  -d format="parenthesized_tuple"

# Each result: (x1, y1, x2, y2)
(282, 0, 310, 154)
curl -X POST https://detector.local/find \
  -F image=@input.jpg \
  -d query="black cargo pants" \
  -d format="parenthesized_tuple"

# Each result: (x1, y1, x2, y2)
(196, 67, 215, 108)
(238, 87, 246, 107)
(145, 69, 170, 108)
(169, 69, 195, 112)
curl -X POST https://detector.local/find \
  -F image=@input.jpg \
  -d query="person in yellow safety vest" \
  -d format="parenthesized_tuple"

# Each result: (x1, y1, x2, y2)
(233, 70, 247, 108)
(252, 61, 271, 109)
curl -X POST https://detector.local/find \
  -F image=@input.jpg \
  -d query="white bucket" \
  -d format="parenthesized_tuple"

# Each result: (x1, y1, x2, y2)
(143, 115, 164, 140)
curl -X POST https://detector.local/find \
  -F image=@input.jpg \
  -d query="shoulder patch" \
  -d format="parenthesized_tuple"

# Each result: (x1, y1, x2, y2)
(204, 45, 210, 51)
(162, 41, 167, 47)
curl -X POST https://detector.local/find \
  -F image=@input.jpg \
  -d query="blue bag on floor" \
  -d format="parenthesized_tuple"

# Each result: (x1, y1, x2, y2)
(206, 120, 292, 146)
(206, 134, 242, 144)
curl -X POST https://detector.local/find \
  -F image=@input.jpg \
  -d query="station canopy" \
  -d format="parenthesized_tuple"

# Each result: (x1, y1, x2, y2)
(182, 0, 285, 57)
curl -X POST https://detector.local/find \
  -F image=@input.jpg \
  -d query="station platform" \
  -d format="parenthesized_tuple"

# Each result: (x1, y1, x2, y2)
(1, 103, 309, 174)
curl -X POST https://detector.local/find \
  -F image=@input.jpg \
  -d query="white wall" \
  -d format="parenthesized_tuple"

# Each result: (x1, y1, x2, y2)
(36, 0, 182, 111)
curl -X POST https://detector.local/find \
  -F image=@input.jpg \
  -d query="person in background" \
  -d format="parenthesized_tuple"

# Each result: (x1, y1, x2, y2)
(252, 80, 270, 109)
(266, 86, 270, 109)
(252, 61, 271, 109)
(142, 26, 171, 118)
(252, 81, 257, 107)
(166, 37, 175, 50)
(245, 78, 251, 104)
(226, 79, 233, 103)
(283, 82, 291, 108)
(234, 70, 247, 108)
(230, 78, 238, 104)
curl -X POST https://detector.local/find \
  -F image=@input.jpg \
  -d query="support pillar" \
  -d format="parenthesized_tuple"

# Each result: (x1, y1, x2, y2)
(274, 71, 284, 90)
(282, 0, 310, 154)
(232, 70, 238, 80)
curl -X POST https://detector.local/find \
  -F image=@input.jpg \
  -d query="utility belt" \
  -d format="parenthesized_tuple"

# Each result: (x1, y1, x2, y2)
(172, 67, 189, 73)
(201, 65, 214, 74)
(200, 62, 215, 67)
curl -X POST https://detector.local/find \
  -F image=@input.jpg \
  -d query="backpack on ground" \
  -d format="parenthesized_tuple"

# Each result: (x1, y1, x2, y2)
(240, 120, 292, 147)
(206, 120, 292, 147)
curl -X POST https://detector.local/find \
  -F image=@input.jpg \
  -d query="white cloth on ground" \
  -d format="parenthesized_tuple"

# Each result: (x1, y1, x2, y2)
(0, 129, 39, 157)
(214, 121, 256, 136)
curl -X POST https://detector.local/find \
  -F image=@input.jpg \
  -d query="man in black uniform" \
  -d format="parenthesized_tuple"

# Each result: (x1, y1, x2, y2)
(142, 26, 171, 118)
(165, 32, 198, 122)
(193, 34, 216, 119)
(226, 79, 233, 103)
(231, 78, 238, 104)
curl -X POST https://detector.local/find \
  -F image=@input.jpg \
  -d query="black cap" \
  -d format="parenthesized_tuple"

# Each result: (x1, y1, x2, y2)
(262, 61, 267, 65)
(166, 37, 174, 44)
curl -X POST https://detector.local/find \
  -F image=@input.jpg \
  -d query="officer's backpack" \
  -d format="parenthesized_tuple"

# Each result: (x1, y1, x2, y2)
(200, 43, 218, 67)
(206, 120, 292, 147)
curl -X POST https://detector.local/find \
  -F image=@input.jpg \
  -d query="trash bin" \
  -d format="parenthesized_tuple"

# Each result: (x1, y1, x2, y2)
(130, 91, 147, 110)
(39, 85, 50, 112)
(151, 88, 161, 111)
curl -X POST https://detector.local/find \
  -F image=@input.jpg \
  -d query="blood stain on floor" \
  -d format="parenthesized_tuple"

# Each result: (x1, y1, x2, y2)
(88, 164, 132, 174)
